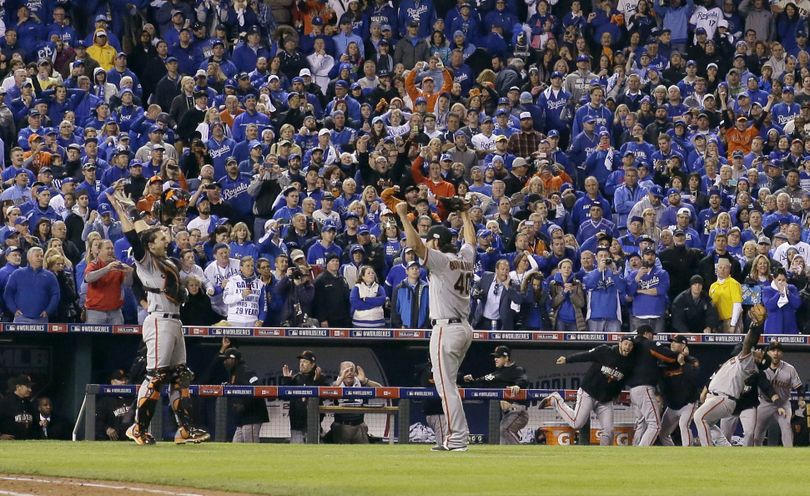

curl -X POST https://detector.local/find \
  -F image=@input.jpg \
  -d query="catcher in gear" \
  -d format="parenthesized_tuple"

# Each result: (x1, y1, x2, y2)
(106, 190, 210, 446)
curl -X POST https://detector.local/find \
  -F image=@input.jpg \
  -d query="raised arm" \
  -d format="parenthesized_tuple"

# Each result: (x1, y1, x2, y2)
(741, 306, 766, 356)
(396, 200, 426, 260)
(460, 209, 476, 248)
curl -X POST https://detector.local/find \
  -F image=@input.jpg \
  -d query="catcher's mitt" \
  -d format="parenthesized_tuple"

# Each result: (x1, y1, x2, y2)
(438, 196, 472, 213)
(748, 303, 767, 326)
(153, 188, 190, 224)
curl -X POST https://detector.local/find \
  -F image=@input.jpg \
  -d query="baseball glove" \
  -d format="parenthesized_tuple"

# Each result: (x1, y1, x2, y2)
(748, 303, 767, 326)
(438, 196, 472, 213)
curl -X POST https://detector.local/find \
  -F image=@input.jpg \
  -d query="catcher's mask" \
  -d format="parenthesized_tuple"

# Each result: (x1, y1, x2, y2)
(153, 188, 190, 224)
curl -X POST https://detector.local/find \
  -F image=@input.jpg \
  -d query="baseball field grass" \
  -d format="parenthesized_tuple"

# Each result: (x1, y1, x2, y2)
(1, 442, 808, 495)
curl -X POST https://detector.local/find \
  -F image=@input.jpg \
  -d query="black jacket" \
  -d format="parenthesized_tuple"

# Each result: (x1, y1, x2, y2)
(180, 291, 223, 326)
(468, 364, 529, 405)
(95, 395, 133, 440)
(313, 270, 352, 326)
(565, 345, 635, 402)
(625, 337, 680, 388)
(659, 245, 703, 300)
(281, 370, 331, 430)
(698, 251, 742, 287)
(153, 74, 181, 114)
(0, 393, 37, 440)
(54, 270, 81, 323)
(670, 289, 720, 333)
(660, 356, 701, 410)
(227, 363, 269, 427)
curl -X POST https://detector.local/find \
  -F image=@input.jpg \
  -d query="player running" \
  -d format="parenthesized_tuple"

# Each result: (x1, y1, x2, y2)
(626, 325, 684, 446)
(544, 335, 636, 446)
(693, 305, 767, 447)
(396, 198, 476, 452)
(463, 345, 530, 445)
(658, 335, 701, 446)
(107, 190, 210, 446)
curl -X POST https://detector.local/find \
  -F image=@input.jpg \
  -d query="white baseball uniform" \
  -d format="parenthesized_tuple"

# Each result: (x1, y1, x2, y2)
(549, 390, 615, 446)
(693, 352, 757, 446)
(754, 360, 802, 446)
(424, 243, 475, 450)
(659, 402, 697, 446)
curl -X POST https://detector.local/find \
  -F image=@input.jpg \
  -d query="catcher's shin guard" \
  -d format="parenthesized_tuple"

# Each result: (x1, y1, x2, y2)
(135, 368, 169, 433)
(169, 364, 194, 430)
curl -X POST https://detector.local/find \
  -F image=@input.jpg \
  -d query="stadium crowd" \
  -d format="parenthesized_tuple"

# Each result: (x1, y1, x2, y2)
(0, 0, 809, 334)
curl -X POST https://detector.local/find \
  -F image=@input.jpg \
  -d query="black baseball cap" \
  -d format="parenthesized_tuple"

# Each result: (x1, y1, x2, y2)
(767, 340, 783, 351)
(491, 345, 511, 357)
(220, 347, 242, 361)
(668, 335, 689, 344)
(109, 369, 128, 382)
(297, 350, 316, 361)
(13, 375, 32, 387)
(427, 225, 453, 247)
(635, 325, 654, 336)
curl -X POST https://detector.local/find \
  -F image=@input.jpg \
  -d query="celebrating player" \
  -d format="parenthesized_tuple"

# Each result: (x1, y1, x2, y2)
(396, 198, 476, 452)
(107, 190, 210, 446)
(463, 345, 530, 445)
(692, 305, 767, 447)
(626, 325, 684, 446)
(545, 335, 636, 446)
(658, 335, 701, 447)
(753, 341, 805, 447)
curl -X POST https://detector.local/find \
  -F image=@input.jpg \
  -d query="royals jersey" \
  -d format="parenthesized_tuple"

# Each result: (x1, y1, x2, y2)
(423, 243, 475, 321)
(708, 352, 757, 399)
(760, 361, 802, 403)
(223, 274, 264, 324)
(204, 258, 241, 314)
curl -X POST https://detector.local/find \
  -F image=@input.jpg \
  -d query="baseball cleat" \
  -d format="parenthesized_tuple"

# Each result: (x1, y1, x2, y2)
(430, 445, 448, 451)
(447, 446, 469, 452)
(126, 425, 156, 446)
(175, 426, 211, 444)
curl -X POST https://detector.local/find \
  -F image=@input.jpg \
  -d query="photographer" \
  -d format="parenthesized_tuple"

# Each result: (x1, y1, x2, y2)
(583, 248, 625, 332)
(84, 239, 133, 325)
(626, 247, 670, 333)
(256, 259, 315, 327)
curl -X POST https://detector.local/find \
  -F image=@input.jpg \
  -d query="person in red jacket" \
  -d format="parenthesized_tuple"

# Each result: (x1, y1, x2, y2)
(411, 149, 456, 219)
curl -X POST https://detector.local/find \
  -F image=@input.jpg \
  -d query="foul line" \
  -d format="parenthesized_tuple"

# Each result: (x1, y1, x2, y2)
(0, 476, 204, 496)
(0, 489, 37, 496)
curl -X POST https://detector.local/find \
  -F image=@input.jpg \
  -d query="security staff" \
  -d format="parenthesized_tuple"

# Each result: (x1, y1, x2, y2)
(463, 345, 529, 444)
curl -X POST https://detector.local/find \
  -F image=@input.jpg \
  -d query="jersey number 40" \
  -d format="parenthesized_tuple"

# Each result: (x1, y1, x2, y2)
(454, 273, 473, 296)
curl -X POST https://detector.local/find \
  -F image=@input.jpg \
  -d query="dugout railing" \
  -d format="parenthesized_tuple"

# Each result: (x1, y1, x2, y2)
(78, 384, 621, 444)
(77, 384, 810, 445)
(5, 323, 810, 345)
(16, 324, 808, 445)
